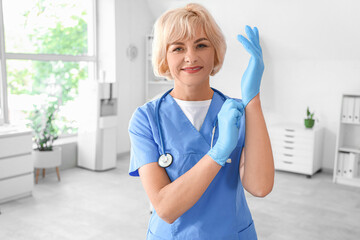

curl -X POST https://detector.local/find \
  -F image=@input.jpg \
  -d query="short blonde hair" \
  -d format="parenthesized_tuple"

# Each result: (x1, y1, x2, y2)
(152, 3, 226, 80)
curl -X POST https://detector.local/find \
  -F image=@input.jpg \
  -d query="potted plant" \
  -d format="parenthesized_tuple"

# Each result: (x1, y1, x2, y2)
(26, 101, 62, 183)
(304, 106, 315, 128)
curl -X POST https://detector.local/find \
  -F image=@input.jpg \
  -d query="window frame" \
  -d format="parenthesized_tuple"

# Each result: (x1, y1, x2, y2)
(0, 0, 98, 131)
(0, 0, 8, 125)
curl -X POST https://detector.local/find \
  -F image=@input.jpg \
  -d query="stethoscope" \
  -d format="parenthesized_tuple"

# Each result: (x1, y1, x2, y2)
(156, 87, 229, 168)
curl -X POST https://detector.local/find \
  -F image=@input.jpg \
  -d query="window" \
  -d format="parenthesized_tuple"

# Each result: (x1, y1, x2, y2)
(0, 0, 96, 136)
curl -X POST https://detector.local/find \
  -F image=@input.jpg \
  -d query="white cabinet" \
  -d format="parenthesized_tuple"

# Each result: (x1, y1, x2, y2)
(145, 35, 173, 102)
(269, 123, 323, 177)
(0, 126, 33, 203)
(333, 94, 360, 187)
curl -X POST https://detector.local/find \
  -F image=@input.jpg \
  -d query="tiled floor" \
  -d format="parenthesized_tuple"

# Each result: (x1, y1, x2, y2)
(0, 155, 149, 240)
(1, 154, 360, 240)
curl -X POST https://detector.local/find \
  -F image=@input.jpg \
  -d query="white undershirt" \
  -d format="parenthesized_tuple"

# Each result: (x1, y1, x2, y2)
(173, 98, 212, 131)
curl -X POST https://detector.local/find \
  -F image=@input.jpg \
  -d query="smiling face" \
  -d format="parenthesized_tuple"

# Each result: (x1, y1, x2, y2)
(166, 28, 215, 88)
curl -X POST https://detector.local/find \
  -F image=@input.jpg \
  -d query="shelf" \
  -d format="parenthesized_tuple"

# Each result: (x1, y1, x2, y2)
(338, 147, 360, 154)
(334, 94, 360, 187)
(335, 176, 360, 187)
(341, 121, 360, 125)
(146, 34, 174, 100)
(343, 93, 360, 97)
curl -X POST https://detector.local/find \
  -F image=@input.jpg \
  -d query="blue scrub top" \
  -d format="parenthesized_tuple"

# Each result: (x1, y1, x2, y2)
(128, 90, 257, 240)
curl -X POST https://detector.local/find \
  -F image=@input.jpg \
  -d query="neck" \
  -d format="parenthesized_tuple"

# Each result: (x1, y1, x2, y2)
(170, 81, 213, 101)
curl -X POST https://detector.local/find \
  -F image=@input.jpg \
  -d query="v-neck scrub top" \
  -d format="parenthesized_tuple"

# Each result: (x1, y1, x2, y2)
(173, 97, 212, 131)
(128, 90, 258, 240)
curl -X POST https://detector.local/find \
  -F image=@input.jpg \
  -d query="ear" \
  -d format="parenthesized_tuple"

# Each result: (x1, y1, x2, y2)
(211, 53, 217, 74)
(210, 52, 220, 76)
(160, 59, 169, 74)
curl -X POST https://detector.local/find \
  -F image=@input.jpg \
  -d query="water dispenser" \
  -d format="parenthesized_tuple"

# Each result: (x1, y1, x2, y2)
(77, 81, 118, 171)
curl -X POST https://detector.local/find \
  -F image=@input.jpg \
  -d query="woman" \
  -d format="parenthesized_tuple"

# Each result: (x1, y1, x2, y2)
(128, 3, 274, 239)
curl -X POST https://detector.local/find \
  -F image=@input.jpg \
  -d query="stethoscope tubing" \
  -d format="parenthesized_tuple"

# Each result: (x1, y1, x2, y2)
(156, 87, 228, 167)
(156, 88, 173, 157)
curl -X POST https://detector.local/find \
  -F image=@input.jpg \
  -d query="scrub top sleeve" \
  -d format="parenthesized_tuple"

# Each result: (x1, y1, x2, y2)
(128, 107, 160, 177)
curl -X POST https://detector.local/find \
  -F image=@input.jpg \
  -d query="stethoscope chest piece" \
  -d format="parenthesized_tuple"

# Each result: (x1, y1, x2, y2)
(158, 153, 173, 168)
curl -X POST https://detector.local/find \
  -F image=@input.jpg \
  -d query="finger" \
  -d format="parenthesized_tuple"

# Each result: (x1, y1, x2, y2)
(235, 101, 245, 115)
(245, 25, 259, 48)
(221, 99, 234, 113)
(229, 108, 239, 117)
(236, 115, 241, 129)
(253, 26, 262, 55)
(245, 25, 262, 55)
(223, 99, 236, 112)
(228, 100, 245, 115)
(232, 109, 242, 129)
(229, 109, 241, 125)
(227, 98, 240, 106)
(253, 26, 260, 45)
(237, 34, 261, 58)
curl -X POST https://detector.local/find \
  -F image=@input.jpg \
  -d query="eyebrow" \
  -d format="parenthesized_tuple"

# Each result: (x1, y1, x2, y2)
(170, 38, 209, 46)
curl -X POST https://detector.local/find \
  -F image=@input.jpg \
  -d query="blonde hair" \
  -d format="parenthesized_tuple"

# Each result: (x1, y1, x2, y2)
(152, 3, 226, 80)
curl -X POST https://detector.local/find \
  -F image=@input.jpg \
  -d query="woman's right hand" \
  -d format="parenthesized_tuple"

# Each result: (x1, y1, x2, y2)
(207, 99, 244, 166)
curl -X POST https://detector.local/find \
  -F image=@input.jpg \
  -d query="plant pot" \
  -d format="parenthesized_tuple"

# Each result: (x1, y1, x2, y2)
(33, 146, 62, 168)
(304, 119, 315, 128)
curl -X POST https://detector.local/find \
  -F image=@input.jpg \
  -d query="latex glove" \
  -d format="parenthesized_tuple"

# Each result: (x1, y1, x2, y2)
(237, 25, 264, 107)
(207, 99, 244, 166)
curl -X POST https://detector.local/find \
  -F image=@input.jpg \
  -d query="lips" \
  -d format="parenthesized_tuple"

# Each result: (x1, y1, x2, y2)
(181, 66, 203, 73)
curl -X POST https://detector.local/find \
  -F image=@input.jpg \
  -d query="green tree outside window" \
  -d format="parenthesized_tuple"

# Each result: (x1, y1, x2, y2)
(6, 0, 90, 135)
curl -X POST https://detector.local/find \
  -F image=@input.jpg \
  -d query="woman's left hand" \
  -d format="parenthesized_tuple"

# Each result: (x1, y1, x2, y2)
(237, 25, 264, 107)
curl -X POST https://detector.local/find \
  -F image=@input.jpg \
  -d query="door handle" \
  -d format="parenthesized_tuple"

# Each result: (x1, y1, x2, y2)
(285, 129, 295, 132)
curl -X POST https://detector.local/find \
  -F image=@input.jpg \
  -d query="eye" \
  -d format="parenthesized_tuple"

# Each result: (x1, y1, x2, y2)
(197, 43, 208, 49)
(173, 47, 183, 52)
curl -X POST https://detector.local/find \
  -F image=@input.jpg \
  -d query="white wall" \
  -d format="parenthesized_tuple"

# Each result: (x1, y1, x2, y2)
(206, 0, 360, 171)
(115, 0, 153, 154)
(98, 0, 116, 84)
(204, 0, 360, 170)
(116, 0, 360, 171)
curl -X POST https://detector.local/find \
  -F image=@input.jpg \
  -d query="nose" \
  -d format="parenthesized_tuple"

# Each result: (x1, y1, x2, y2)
(184, 48, 198, 64)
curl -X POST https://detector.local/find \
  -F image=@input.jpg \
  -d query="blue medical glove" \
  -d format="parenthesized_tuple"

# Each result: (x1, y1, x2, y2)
(237, 25, 264, 107)
(207, 99, 244, 166)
